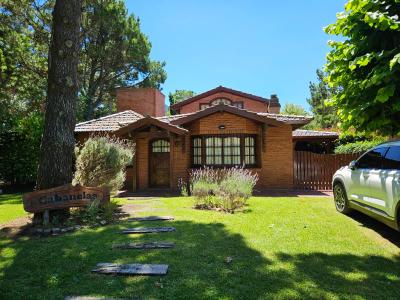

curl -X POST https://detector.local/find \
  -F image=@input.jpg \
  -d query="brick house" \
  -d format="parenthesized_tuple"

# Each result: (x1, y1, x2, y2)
(74, 86, 313, 192)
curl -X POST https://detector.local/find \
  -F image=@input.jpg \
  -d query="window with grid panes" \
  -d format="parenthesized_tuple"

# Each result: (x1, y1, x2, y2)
(152, 139, 170, 153)
(244, 137, 256, 165)
(205, 137, 222, 165)
(223, 137, 241, 165)
(192, 137, 202, 165)
(192, 135, 257, 167)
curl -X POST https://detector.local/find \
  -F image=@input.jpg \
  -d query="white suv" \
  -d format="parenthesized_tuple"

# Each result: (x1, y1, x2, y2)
(332, 141, 400, 231)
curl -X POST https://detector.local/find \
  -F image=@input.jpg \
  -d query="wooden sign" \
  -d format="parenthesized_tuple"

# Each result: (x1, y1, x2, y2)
(23, 184, 110, 213)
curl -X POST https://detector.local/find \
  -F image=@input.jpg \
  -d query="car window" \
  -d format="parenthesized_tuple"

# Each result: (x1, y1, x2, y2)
(383, 146, 400, 170)
(356, 146, 388, 169)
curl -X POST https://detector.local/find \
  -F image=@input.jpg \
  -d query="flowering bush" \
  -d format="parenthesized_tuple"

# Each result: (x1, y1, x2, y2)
(190, 167, 258, 212)
(73, 135, 134, 192)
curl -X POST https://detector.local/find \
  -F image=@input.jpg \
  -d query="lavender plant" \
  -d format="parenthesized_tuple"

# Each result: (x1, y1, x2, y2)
(190, 166, 258, 212)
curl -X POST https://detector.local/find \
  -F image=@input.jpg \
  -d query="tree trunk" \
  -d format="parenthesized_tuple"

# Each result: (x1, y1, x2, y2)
(35, 0, 82, 224)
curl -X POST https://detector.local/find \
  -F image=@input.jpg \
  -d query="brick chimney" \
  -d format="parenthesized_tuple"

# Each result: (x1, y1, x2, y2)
(116, 87, 165, 117)
(268, 94, 281, 114)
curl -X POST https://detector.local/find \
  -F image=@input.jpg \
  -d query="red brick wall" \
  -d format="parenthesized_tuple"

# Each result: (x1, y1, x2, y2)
(188, 112, 259, 135)
(258, 124, 294, 189)
(75, 114, 294, 191)
(185, 112, 293, 190)
(178, 91, 274, 114)
(116, 88, 165, 117)
(170, 135, 190, 189)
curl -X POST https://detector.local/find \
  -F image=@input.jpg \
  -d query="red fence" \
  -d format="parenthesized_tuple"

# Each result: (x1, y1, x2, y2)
(294, 151, 361, 191)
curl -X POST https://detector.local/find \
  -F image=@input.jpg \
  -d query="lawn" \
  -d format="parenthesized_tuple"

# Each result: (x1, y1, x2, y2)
(0, 196, 399, 299)
(0, 193, 29, 224)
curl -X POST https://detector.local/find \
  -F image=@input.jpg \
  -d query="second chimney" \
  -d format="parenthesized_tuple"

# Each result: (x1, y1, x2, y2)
(116, 87, 165, 117)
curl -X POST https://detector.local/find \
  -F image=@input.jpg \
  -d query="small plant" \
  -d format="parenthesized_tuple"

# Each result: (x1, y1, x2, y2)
(73, 135, 134, 192)
(70, 199, 119, 226)
(102, 201, 119, 222)
(178, 178, 189, 197)
(190, 166, 258, 212)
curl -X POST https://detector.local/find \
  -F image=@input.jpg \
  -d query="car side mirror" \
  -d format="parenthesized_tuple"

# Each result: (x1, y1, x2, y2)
(349, 160, 357, 170)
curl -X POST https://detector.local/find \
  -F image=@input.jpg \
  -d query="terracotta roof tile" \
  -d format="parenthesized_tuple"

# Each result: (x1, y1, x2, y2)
(257, 112, 313, 124)
(75, 106, 314, 133)
(292, 129, 339, 138)
(75, 110, 143, 132)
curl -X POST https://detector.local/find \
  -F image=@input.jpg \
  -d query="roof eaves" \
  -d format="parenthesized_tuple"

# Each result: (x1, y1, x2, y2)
(170, 86, 274, 109)
(171, 104, 284, 127)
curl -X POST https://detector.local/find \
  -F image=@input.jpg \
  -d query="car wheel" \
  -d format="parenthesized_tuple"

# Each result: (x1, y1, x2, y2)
(333, 183, 351, 214)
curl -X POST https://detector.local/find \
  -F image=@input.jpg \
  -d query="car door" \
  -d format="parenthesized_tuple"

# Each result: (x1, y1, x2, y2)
(348, 146, 388, 206)
(368, 145, 400, 217)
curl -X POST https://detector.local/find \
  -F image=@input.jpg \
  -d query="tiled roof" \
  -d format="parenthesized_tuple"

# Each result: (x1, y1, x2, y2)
(75, 110, 143, 132)
(157, 112, 196, 124)
(74, 107, 313, 133)
(292, 129, 339, 138)
(257, 113, 313, 124)
(170, 85, 281, 109)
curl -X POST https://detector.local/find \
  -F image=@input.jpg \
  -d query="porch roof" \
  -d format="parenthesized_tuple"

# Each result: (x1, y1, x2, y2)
(114, 116, 188, 135)
(292, 129, 339, 140)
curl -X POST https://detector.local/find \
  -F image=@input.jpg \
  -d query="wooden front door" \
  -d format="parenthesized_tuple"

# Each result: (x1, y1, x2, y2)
(149, 139, 170, 187)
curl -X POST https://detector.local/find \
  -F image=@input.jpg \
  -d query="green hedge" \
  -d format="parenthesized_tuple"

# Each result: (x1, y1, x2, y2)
(334, 139, 386, 154)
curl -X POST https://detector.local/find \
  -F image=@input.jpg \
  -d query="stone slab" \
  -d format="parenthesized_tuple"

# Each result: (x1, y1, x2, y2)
(112, 241, 175, 249)
(127, 216, 174, 221)
(122, 227, 175, 234)
(92, 263, 168, 275)
(65, 297, 124, 300)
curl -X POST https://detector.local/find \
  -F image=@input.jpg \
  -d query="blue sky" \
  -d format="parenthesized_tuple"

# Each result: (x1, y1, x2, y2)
(127, 0, 345, 110)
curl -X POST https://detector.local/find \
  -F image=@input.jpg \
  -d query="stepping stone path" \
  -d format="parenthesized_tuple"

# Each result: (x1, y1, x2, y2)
(127, 216, 174, 221)
(93, 215, 175, 281)
(112, 241, 175, 249)
(65, 297, 124, 300)
(92, 263, 169, 275)
(122, 226, 175, 234)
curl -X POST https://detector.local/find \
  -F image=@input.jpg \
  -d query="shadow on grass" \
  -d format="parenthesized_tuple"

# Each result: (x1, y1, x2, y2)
(0, 195, 23, 206)
(347, 210, 400, 247)
(1, 220, 400, 299)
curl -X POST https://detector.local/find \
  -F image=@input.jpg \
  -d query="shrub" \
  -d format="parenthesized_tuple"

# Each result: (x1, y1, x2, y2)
(190, 167, 258, 212)
(334, 139, 386, 154)
(0, 112, 43, 185)
(73, 135, 134, 192)
(216, 168, 258, 211)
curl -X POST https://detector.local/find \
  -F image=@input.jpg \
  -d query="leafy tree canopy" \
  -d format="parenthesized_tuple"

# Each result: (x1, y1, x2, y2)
(0, 0, 167, 122)
(169, 89, 195, 106)
(281, 103, 309, 116)
(79, 0, 167, 120)
(0, 0, 166, 184)
(325, 0, 400, 136)
(307, 69, 338, 129)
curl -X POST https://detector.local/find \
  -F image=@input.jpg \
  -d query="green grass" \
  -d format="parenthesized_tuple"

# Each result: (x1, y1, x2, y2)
(1, 196, 400, 299)
(0, 193, 29, 224)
